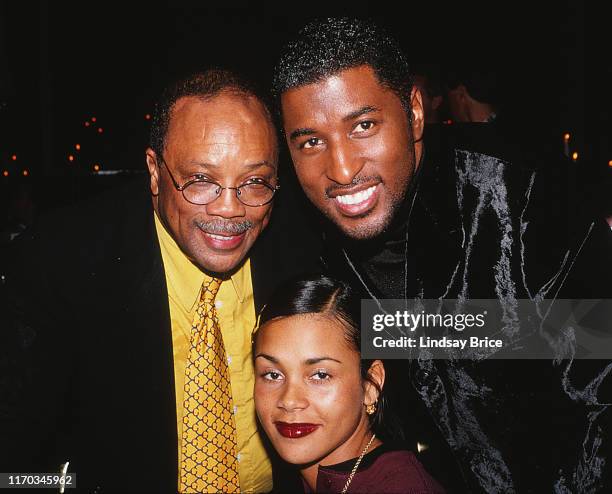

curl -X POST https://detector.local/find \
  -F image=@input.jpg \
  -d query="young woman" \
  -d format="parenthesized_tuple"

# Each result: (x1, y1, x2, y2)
(253, 275, 444, 493)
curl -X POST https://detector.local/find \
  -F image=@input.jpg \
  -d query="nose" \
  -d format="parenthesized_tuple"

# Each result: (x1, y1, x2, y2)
(205, 186, 246, 219)
(277, 379, 308, 412)
(326, 139, 365, 185)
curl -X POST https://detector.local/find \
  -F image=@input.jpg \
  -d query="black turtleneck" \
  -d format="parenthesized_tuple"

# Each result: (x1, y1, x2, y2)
(332, 142, 460, 300)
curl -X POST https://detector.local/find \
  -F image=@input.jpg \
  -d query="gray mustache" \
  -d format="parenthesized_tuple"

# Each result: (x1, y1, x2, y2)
(196, 220, 254, 235)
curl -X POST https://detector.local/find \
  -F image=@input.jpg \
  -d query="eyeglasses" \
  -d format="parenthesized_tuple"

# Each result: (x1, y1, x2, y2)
(159, 158, 279, 207)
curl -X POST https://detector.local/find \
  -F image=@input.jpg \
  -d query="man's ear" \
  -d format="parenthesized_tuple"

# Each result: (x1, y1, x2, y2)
(410, 85, 425, 144)
(364, 360, 386, 407)
(145, 148, 160, 197)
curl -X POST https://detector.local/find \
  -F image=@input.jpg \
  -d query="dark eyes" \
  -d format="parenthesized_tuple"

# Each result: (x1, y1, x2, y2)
(301, 137, 323, 150)
(262, 371, 283, 381)
(260, 370, 331, 381)
(299, 121, 376, 150)
(242, 178, 270, 188)
(190, 175, 270, 185)
(354, 121, 375, 132)
(311, 371, 331, 381)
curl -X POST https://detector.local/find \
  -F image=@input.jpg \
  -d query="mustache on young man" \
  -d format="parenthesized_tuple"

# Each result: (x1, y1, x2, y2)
(325, 175, 382, 198)
(195, 219, 254, 235)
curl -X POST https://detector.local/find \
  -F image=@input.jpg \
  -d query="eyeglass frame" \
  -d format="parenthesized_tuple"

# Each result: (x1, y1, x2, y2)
(158, 157, 280, 207)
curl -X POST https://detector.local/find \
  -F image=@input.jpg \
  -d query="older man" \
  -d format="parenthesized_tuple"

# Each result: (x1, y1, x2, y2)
(0, 69, 319, 493)
(273, 18, 611, 493)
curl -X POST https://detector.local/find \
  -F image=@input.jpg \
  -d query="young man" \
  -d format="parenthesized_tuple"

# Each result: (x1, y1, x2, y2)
(273, 18, 610, 493)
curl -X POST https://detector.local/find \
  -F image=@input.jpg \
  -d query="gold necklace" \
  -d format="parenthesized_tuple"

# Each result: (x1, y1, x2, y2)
(340, 433, 377, 494)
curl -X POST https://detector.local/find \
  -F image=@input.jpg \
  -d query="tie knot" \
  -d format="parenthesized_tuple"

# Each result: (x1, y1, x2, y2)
(200, 277, 222, 303)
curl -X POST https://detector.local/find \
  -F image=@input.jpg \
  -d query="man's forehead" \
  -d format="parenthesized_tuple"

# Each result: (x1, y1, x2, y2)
(165, 94, 276, 157)
(170, 94, 266, 126)
(281, 65, 400, 122)
(286, 65, 382, 95)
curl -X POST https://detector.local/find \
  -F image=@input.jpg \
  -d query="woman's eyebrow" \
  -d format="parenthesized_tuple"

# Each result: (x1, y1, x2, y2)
(254, 355, 342, 365)
(254, 353, 278, 363)
(304, 357, 342, 365)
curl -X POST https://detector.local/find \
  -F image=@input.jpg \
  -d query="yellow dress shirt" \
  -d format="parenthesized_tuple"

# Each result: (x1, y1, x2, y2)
(155, 214, 272, 493)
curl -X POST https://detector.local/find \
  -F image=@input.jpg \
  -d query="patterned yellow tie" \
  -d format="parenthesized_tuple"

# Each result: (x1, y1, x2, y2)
(180, 277, 240, 493)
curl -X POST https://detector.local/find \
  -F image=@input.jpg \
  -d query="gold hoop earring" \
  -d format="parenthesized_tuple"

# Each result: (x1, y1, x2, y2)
(365, 402, 377, 415)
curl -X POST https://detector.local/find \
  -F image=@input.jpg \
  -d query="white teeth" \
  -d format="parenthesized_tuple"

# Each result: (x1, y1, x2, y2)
(335, 185, 377, 206)
(208, 233, 233, 240)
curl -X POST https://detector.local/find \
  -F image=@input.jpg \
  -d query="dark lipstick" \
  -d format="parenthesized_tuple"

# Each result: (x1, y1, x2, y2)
(275, 422, 319, 438)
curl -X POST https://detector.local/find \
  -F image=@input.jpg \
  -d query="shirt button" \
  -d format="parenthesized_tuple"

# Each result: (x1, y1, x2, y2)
(233, 405, 238, 415)
(227, 356, 232, 365)
(237, 453, 241, 462)
(215, 300, 223, 308)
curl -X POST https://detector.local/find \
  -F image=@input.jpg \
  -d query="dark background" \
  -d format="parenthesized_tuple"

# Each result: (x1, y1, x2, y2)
(0, 1, 608, 220)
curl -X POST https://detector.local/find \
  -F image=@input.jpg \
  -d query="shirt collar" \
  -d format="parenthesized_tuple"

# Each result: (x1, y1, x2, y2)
(154, 212, 247, 311)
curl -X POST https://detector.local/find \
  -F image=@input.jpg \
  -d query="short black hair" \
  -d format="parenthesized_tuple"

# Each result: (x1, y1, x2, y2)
(272, 17, 413, 119)
(150, 68, 275, 159)
(255, 274, 404, 442)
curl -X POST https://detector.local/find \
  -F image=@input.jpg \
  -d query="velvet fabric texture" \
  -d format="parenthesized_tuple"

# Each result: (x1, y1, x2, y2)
(322, 127, 611, 493)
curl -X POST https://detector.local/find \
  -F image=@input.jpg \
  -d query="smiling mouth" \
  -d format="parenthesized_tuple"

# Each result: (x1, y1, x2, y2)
(275, 422, 320, 439)
(201, 231, 246, 250)
(207, 232, 237, 241)
(332, 184, 379, 216)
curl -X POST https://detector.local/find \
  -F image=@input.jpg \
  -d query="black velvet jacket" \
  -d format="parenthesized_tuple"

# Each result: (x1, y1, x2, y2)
(321, 127, 612, 493)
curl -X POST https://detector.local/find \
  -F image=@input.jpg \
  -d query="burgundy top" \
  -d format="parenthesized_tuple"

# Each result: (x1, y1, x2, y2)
(302, 444, 445, 494)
